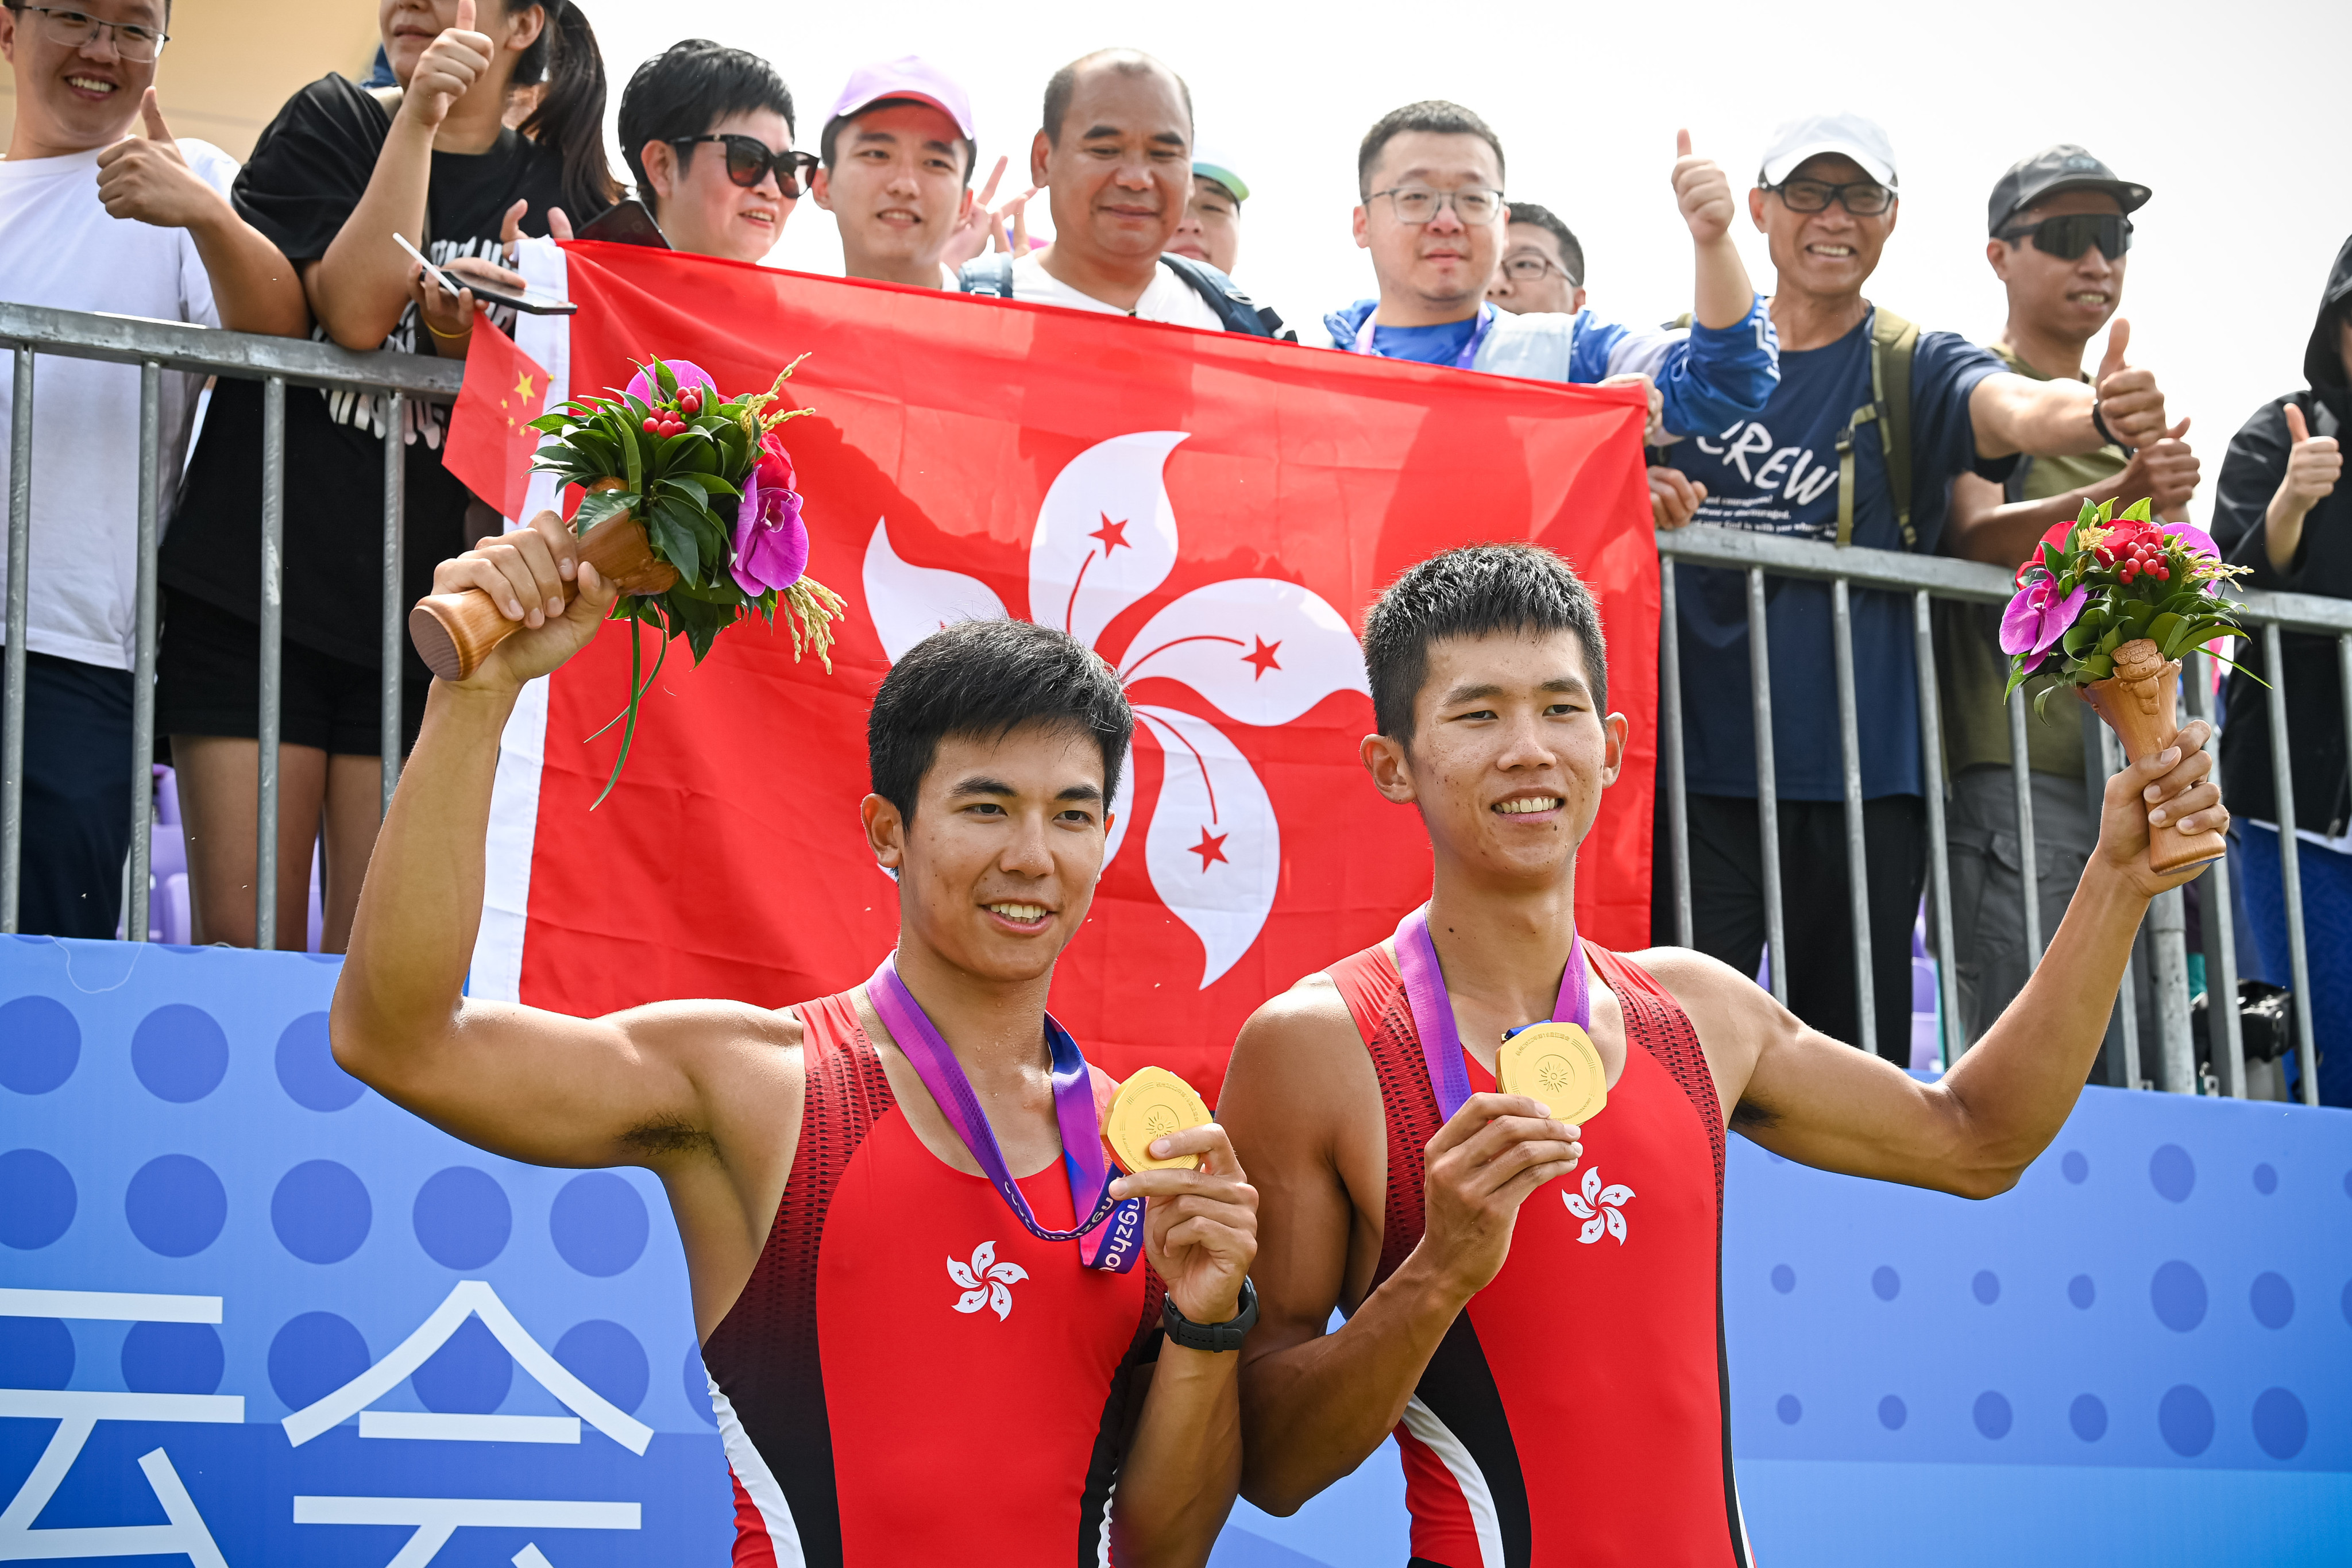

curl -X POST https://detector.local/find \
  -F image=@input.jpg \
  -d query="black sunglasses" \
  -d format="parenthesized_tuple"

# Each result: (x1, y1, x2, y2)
(670, 134, 818, 197)
(2000, 212, 2132, 262)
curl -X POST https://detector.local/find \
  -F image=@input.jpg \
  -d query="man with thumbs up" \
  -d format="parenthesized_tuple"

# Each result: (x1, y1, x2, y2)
(1931, 145, 2195, 1054)
(0, 0, 302, 938)
(1658, 113, 2182, 1065)
(1322, 101, 1778, 461)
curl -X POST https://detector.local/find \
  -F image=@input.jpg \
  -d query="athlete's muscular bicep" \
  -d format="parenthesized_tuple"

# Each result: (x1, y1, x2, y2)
(1641, 948, 1996, 1197)
(333, 994, 797, 1174)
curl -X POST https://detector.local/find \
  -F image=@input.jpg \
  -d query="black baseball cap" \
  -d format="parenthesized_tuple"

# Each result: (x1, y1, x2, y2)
(1987, 145, 2150, 235)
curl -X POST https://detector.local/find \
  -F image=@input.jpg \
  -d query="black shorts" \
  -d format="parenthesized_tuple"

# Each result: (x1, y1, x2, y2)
(156, 589, 427, 756)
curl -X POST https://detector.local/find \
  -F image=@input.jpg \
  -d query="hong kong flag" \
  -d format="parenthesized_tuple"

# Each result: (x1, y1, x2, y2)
(469, 241, 1658, 1096)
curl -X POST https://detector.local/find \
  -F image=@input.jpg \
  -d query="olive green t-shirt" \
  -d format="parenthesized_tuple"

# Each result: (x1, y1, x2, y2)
(1934, 343, 2130, 779)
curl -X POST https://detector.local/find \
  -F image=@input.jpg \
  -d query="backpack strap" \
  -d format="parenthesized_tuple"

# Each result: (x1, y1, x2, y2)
(1157, 253, 1276, 337)
(956, 252, 1018, 298)
(1835, 306, 1919, 549)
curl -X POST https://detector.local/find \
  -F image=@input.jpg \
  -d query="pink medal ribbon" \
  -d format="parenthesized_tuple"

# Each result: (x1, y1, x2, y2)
(1392, 904, 1588, 1122)
(867, 955, 1143, 1272)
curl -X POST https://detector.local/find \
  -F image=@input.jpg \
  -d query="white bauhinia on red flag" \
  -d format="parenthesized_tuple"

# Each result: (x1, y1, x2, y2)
(470, 242, 1659, 1098)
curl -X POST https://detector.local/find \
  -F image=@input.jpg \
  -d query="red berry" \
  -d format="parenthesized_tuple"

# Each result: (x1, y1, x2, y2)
(680, 390, 701, 415)
(2120, 564, 2135, 582)
(2156, 565, 2170, 581)
(642, 416, 659, 434)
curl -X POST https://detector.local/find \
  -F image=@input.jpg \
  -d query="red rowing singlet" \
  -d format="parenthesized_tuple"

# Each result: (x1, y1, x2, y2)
(697, 989, 1164, 1566)
(1326, 942, 1747, 1568)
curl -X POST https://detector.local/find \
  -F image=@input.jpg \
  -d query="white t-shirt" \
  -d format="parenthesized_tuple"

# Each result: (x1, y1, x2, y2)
(0, 139, 237, 670)
(1010, 250, 1227, 330)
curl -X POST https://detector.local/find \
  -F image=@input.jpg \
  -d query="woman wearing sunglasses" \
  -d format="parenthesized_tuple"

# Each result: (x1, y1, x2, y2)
(617, 39, 806, 263)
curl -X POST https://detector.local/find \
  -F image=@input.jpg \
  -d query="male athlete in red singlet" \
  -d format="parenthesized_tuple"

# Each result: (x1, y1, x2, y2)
(1219, 544, 2229, 1567)
(333, 512, 1260, 1567)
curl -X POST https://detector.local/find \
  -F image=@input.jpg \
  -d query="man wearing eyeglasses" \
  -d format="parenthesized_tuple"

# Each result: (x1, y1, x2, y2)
(1486, 202, 1584, 318)
(1929, 146, 2195, 1055)
(616, 38, 804, 264)
(1322, 100, 1775, 459)
(1, 0, 303, 941)
(1656, 113, 2178, 1065)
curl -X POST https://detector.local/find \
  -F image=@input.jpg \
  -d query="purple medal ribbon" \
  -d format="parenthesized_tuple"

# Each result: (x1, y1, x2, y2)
(1350, 301, 1499, 370)
(1392, 904, 1588, 1123)
(867, 955, 1144, 1272)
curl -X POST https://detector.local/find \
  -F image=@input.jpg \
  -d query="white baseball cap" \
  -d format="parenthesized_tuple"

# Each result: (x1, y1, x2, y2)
(1757, 111, 1898, 191)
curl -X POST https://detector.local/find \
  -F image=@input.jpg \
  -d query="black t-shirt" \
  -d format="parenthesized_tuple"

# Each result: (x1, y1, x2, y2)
(165, 75, 598, 666)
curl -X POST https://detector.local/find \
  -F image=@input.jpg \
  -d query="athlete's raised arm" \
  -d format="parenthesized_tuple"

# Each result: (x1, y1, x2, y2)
(1221, 979, 1578, 1514)
(1660, 721, 2226, 1196)
(330, 512, 797, 1183)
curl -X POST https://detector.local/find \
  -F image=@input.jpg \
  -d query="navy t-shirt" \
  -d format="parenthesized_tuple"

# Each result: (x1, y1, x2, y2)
(1370, 316, 1481, 365)
(1666, 312, 2013, 800)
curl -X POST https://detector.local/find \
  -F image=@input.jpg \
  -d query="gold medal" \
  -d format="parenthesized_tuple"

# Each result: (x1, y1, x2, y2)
(1103, 1065, 1212, 1173)
(1497, 1021, 1608, 1125)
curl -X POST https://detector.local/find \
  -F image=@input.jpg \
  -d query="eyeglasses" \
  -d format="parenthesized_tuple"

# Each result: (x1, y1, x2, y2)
(1770, 177, 1895, 216)
(18, 5, 168, 61)
(1369, 186, 1506, 226)
(1499, 251, 1579, 287)
(1999, 212, 2133, 262)
(670, 135, 819, 198)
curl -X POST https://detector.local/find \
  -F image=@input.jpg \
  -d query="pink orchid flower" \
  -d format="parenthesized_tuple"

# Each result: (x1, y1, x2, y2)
(1999, 574, 2087, 670)
(732, 461, 808, 598)
(624, 360, 717, 407)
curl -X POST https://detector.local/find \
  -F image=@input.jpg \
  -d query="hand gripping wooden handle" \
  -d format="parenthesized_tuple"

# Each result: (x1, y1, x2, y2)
(407, 503, 679, 683)
(2077, 644, 2227, 876)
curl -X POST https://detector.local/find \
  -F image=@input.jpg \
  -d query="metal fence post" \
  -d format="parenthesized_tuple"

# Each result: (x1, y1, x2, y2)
(1660, 558, 1692, 948)
(2261, 622, 2319, 1106)
(1747, 566, 1787, 1006)
(1830, 577, 1874, 1055)
(2149, 888, 2193, 1093)
(256, 376, 285, 949)
(2, 347, 31, 932)
(2006, 688, 2043, 961)
(2185, 652, 2244, 1097)
(1913, 590, 1962, 1065)
(126, 362, 161, 944)
(381, 390, 404, 814)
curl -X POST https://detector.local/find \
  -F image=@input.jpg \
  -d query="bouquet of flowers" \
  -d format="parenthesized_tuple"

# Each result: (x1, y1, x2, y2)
(408, 356, 845, 806)
(2000, 496, 2249, 872)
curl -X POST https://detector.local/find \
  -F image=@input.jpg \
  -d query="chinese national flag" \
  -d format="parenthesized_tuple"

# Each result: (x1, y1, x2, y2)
(443, 314, 551, 519)
(478, 241, 1659, 1099)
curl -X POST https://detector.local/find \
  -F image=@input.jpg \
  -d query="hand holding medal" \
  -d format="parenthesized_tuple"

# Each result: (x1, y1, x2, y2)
(1496, 1022, 1607, 1126)
(1103, 1070, 1261, 1338)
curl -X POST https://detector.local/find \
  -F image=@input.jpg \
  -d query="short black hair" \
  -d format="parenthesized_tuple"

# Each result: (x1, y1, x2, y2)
(1041, 48, 1193, 147)
(1362, 544, 1609, 744)
(1358, 100, 1505, 202)
(616, 40, 794, 217)
(868, 620, 1134, 822)
(818, 96, 978, 186)
(1506, 201, 1584, 287)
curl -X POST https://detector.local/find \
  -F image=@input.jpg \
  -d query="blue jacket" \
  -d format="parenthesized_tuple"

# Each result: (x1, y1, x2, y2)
(1320, 296, 1779, 441)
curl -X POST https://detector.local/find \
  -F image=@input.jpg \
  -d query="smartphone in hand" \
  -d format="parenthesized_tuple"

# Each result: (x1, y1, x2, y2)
(395, 231, 579, 317)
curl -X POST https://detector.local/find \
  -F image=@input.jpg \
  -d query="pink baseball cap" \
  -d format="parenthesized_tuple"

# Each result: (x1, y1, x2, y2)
(825, 56, 975, 141)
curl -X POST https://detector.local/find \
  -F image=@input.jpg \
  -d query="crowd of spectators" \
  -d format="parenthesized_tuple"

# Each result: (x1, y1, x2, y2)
(0, 1, 2342, 1101)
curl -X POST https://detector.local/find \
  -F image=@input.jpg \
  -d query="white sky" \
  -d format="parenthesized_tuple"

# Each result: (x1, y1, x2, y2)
(593, 0, 2352, 528)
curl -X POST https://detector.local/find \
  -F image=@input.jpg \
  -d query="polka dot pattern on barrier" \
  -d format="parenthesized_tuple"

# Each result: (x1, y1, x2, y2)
(0, 1315, 74, 1390)
(2149, 1144, 2195, 1203)
(412, 1165, 512, 1270)
(2068, 1274, 2096, 1310)
(0, 995, 79, 1094)
(131, 1003, 229, 1103)
(555, 1320, 650, 1415)
(271, 1160, 372, 1265)
(682, 1341, 716, 1427)
(1972, 1270, 2000, 1306)
(275, 1011, 362, 1113)
(1871, 1266, 1900, 1301)
(1775, 1395, 1801, 1425)
(2253, 1162, 2278, 1195)
(2159, 1384, 2214, 1456)
(550, 1171, 648, 1277)
(1877, 1395, 1905, 1430)
(0, 1147, 76, 1249)
(268, 1311, 371, 1411)
(2249, 1272, 2295, 1330)
(2069, 1393, 2108, 1442)
(412, 1315, 513, 1415)
(2150, 1260, 2208, 1333)
(2251, 1388, 2308, 1460)
(125, 1153, 226, 1257)
(1770, 1264, 1795, 1294)
(2061, 1150, 2088, 1184)
(122, 1321, 225, 1395)
(1973, 1392, 2013, 1440)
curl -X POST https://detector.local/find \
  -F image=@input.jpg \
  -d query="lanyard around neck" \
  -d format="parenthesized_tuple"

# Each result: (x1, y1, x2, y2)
(1391, 903, 1588, 1122)
(1350, 302, 1496, 370)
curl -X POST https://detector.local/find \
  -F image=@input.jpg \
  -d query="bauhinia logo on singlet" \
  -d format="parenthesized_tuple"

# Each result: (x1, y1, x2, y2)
(948, 1241, 1029, 1320)
(1564, 1167, 1634, 1245)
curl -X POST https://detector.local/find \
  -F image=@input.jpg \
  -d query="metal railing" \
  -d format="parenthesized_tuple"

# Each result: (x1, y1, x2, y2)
(0, 303, 460, 948)
(1657, 522, 2352, 1104)
(0, 304, 2341, 1103)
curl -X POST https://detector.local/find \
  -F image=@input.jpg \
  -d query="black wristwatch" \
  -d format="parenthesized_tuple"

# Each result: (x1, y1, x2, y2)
(1161, 1277, 1257, 1353)
(2090, 397, 2134, 454)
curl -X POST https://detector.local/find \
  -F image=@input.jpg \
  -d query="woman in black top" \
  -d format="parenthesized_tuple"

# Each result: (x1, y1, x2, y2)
(2211, 233, 2352, 1104)
(161, 0, 614, 950)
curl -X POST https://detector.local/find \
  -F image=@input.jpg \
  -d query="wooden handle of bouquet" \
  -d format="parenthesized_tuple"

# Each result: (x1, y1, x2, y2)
(2079, 640, 2227, 876)
(408, 495, 679, 683)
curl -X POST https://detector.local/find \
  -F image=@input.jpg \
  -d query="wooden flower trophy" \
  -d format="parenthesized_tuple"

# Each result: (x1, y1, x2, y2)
(2000, 498, 2250, 875)
(408, 357, 844, 803)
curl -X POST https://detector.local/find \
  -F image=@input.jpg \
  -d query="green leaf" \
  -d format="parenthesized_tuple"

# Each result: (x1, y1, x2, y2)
(2079, 652, 2114, 681)
(2146, 611, 2186, 658)
(571, 486, 632, 534)
(2062, 619, 2100, 657)
(2119, 496, 2153, 523)
(645, 500, 701, 584)
(662, 473, 712, 511)
(655, 358, 678, 399)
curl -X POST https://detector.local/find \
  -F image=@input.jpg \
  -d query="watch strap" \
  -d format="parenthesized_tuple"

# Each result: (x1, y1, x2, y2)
(1160, 1276, 1257, 1353)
